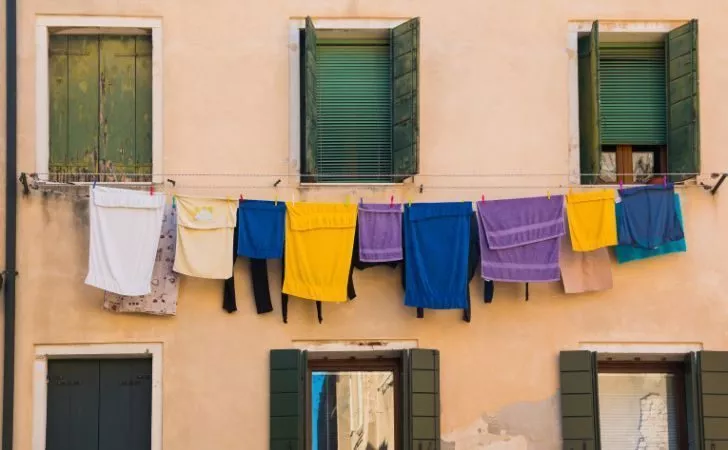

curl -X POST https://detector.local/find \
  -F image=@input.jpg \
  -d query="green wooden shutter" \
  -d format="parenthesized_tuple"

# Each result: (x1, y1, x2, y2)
(302, 17, 319, 182)
(685, 353, 703, 450)
(49, 35, 100, 182)
(560, 351, 600, 450)
(98, 359, 153, 450)
(46, 360, 100, 450)
(692, 351, 728, 449)
(402, 349, 440, 450)
(391, 18, 420, 182)
(599, 43, 667, 145)
(666, 20, 700, 182)
(316, 42, 392, 182)
(270, 349, 307, 450)
(578, 21, 601, 185)
(99, 35, 153, 181)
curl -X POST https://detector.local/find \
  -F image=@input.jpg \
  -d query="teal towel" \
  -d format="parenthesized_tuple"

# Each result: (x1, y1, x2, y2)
(615, 194, 686, 264)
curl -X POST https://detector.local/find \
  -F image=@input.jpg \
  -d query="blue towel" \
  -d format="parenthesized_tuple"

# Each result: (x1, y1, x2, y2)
(616, 194, 686, 264)
(617, 185, 684, 249)
(237, 200, 286, 259)
(404, 202, 471, 309)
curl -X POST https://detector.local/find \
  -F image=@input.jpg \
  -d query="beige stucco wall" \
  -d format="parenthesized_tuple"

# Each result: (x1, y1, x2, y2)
(6, 0, 728, 449)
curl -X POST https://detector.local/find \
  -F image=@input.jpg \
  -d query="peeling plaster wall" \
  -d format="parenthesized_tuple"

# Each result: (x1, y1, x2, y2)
(6, 0, 728, 449)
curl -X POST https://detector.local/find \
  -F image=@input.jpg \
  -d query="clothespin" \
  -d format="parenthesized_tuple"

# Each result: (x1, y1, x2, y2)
(359, 197, 363, 206)
(240, 194, 244, 202)
(150, 184, 154, 196)
(663, 175, 668, 187)
(172, 195, 176, 209)
(481, 194, 485, 203)
(274, 192, 279, 206)
(619, 180, 623, 193)
(390, 195, 394, 208)
(547, 190, 551, 200)
(92, 180, 97, 189)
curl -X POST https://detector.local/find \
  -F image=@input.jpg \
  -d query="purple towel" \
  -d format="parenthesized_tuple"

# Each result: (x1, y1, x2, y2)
(476, 196, 565, 282)
(358, 203, 403, 262)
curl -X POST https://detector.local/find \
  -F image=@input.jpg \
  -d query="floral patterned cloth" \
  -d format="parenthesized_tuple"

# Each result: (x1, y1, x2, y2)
(104, 205, 179, 315)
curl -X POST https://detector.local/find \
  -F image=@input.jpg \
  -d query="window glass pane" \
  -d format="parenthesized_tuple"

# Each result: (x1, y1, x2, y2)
(598, 373, 681, 450)
(599, 152, 617, 183)
(311, 371, 395, 450)
(632, 151, 655, 183)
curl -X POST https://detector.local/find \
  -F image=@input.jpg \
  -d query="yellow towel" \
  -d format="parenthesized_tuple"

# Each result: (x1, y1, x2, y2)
(566, 190, 618, 252)
(173, 196, 238, 279)
(282, 203, 357, 302)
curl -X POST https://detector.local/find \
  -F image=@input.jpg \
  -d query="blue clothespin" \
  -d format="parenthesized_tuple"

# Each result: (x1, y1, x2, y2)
(92, 180, 97, 189)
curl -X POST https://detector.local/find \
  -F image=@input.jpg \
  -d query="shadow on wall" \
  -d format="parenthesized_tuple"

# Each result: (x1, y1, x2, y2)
(441, 394, 560, 450)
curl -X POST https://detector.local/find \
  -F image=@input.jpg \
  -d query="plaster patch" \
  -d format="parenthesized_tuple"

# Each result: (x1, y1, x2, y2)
(442, 395, 560, 450)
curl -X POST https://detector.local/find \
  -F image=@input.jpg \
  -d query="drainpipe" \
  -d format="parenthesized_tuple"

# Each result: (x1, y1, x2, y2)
(3, 0, 18, 445)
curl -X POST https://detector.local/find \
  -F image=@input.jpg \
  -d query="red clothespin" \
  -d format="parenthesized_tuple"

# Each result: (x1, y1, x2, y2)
(150, 184, 154, 196)
(481, 194, 485, 203)
(390, 195, 394, 208)
(240, 194, 244, 201)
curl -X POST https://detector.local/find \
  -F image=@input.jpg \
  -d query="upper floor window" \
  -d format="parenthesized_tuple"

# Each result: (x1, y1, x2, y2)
(577, 20, 699, 184)
(48, 29, 153, 183)
(300, 17, 420, 183)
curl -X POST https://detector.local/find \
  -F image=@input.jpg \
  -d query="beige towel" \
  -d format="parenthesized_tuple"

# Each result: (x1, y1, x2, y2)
(560, 215, 613, 294)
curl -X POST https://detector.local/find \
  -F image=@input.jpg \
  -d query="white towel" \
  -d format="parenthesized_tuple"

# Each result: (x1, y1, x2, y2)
(85, 186, 166, 296)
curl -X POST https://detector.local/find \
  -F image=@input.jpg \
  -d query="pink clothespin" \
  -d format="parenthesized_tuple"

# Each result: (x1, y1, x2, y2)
(619, 180, 623, 192)
(150, 185, 154, 196)
(390, 195, 394, 208)
(663, 175, 668, 187)
(481, 194, 485, 203)
(240, 194, 244, 201)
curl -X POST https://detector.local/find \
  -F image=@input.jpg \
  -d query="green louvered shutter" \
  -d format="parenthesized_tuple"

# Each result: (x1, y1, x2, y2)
(578, 21, 601, 185)
(316, 41, 392, 182)
(693, 351, 728, 449)
(302, 17, 319, 182)
(270, 349, 307, 450)
(599, 42, 667, 146)
(391, 18, 420, 182)
(560, 351, 600, 450)
(666, 20, 700, 182)
(402, 349, 440, 450)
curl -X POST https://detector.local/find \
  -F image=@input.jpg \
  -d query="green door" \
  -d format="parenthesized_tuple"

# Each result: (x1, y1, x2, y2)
(46, 359, 152, 450)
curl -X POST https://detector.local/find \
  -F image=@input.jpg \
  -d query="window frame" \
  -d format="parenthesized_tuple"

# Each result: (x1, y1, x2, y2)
(306, 357, 402, 450)
(288, 18, 409, 186)
(596, 360, 689, 449)
(566, 20, 692, 186)
(35, 16, 163, 184)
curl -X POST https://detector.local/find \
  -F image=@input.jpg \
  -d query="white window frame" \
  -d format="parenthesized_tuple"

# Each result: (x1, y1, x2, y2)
(32, 343, 163, 450)
(35, 16, 164, 184)
(566, 20, 688, 185)
(288, 18, 407, 185)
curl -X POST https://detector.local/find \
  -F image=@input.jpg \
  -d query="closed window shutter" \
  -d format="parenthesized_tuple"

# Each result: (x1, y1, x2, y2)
(302, 17, 319, 182)
(317, 42, 393, 182)
(560, 351, 601, 450)
(391, 18, 420, 182)
(402, 349, 440, 450)
(666, 19, 700, 182)
(599, 43, 667, 146)
(578, 21, 601, 185)
(693, 351, 728, 449)
(270, 349, 307, 450)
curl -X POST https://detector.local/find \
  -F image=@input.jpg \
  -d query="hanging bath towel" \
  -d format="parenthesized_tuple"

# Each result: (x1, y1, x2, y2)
(566, 190, 618, 252)
(616, 193, 686, 263)
(237, 200, 286, 259)
(282, 203, 357, 302)
(404, 202, 471, 309)
(104, 204, 179, 315)
(174, 195, 238, 279)
(476, 195, 565, 283)
(616, 185, 684, 249)
(559, 213, 613, 294)
(358, 203, 403, 263)
(85, 186, 166, 296)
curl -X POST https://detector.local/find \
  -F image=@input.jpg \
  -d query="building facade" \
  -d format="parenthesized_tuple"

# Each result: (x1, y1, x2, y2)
(1, 0, 728, 449)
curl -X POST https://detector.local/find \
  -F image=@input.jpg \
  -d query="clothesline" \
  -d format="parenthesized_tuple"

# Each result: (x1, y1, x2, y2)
(29, 171, 711, 178)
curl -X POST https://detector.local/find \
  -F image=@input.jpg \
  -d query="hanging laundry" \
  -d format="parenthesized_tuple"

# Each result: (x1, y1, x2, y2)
(222, 223, 240, 313)
(616, 185, 684, 249)
(237, 200, 286, 259)
(476, 195, 565, 283)
(559, 213, 613, 294)
(615, 193, 686, 264)
(357, 203, 403, 262)
(282, 203, 357, 302)
(566, 190, 618, 251)
(403, 202, 471, 310)
(173, 195, 238, 279)
(104, 204, 179, 315)
(85, 186, 166, 296)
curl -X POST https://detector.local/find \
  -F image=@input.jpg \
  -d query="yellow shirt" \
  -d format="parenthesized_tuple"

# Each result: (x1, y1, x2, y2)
(566, 190, 618, 252)
(173, 196, 238, 279)
(282, 203, 357, 302)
